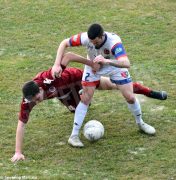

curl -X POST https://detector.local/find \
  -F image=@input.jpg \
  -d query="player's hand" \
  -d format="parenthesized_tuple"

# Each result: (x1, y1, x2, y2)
(92, 62, 101, 73)
(11, 152, 25, 163)
(93, 55, 106, 64)
(51, 65, 62, 79)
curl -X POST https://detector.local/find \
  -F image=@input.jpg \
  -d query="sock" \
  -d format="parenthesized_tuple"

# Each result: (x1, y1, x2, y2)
(71, 102, 88, 137)
(127, 98, 143, 124)
(133, 82, 151, 96)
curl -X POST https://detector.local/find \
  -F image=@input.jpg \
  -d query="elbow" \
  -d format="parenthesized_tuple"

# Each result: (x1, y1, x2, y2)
(17, 120, 26, 130)
(57, 39, 69, 54)
(126, 62, 130, 68)
(60, 39, 69, 48)
(118, 57, 130, 68)
(61, 52, 73, 66)
(122, 61, 130, 68)
(124, 58, 131, 68)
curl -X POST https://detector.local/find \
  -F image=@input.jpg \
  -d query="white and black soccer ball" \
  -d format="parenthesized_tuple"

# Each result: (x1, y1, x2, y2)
(83, 120, 104, 142)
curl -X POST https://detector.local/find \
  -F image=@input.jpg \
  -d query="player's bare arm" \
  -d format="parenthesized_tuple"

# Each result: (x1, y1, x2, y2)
(11, 120, 25, 163)
(61, 52, 101, 72)
(94, 55, 130, 68)
(52, 38, 70, 78)
(61, 52, 93, 67)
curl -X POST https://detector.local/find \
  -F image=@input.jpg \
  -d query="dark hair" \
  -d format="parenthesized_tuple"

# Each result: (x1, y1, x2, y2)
(22, 81, 39, 100)
(87, 23, 104, 40)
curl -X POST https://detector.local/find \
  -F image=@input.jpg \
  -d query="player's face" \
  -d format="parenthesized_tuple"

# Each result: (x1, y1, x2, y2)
(90, 36, 104, 48)
(31, 88, 44, 104)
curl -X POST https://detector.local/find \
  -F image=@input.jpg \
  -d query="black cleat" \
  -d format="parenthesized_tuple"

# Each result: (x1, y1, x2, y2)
(147, 90, 167, 100)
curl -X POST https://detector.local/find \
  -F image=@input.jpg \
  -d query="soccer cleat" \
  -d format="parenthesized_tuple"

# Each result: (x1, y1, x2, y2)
(68, 135, 84, 147)
(138, 122, 156, 135)
(147, 90, 167, 100)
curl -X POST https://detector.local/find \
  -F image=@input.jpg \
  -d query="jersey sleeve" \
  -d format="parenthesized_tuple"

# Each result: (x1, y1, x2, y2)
(18, 98, 36, 123)
(111, 42, 127, 60)
(69, 32, 88, 47)
(110, 34, 127, 60)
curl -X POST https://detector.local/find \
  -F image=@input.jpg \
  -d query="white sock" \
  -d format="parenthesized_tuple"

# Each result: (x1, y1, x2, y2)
(127, 98, 143, 124)
(71, 102, 88, 137)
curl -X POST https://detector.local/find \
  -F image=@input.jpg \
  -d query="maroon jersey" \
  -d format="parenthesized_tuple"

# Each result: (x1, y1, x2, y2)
(19, 67, 83, 123)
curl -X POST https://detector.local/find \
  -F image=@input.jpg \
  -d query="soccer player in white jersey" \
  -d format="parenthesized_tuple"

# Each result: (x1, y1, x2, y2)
(52, 24, 157, 147)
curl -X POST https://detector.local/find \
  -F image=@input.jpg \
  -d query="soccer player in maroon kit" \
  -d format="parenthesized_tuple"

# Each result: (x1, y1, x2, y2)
(11, 52, 167, 162)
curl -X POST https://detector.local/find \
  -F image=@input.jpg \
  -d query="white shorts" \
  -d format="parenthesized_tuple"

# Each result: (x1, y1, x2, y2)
(82, 65, 132, 86)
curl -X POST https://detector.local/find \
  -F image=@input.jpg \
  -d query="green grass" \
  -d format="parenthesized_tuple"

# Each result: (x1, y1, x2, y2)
(0, 0, 176, 179)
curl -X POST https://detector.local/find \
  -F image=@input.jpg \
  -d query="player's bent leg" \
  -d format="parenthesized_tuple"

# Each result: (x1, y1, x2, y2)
(147, 90, 167, 100)
(68, 86, 96, 147)
(99, 78, 167, 101)
(117, 82, 156, 135)
(133, 82, 167, 100)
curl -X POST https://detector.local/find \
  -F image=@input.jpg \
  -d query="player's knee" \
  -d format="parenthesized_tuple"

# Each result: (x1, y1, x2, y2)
(80, 94, 91, 105)
(80, 96, 90, 105)
(125, 94, 136, 104)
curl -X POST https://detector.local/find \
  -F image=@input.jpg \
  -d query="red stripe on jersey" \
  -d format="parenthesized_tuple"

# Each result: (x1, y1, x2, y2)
(82, 80, 100, 87)
(70, 33, 81, 46)
(115, 54, 127, 60)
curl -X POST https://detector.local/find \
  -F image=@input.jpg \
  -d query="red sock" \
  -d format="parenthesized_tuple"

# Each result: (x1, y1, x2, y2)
(133, 82, 151, 96)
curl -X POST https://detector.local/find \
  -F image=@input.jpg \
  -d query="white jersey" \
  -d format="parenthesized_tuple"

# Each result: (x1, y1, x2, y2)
(80, 32, 124, 61)
(69, 32, 131, 86)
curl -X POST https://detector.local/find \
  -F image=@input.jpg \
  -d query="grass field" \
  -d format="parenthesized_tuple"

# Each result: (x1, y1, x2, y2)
(0, 0, 176, 179)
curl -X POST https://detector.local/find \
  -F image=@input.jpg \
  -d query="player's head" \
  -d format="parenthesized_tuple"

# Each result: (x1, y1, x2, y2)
(22, 81, 44, 103)
(88, 23, 104, 39)
(87, 23, 105, 48)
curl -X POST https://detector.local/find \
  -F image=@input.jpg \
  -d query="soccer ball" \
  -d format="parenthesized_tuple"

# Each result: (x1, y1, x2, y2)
(83, 120, 104, 142)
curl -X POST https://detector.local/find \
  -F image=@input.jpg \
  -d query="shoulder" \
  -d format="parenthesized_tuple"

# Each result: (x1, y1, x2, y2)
(105, 32, 123, 52)
(33, 69, 53, 87)
(80, 32, 89, 45)
(69, 32, 88, 46)
(80, 32, 88, 38)
(106, 32, 122, 43)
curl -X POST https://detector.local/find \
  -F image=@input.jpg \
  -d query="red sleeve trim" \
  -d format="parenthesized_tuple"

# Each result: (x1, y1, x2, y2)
(18, 99, 36, 124)
(69, 33, 81, 46)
